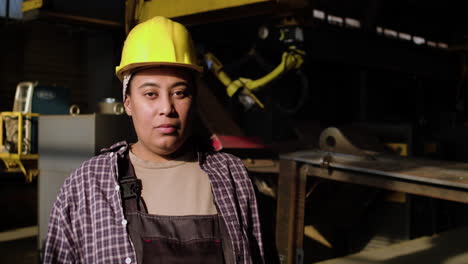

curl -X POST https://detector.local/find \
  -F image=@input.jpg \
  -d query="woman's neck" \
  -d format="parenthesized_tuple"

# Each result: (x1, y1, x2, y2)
(130, 141, 193, 163)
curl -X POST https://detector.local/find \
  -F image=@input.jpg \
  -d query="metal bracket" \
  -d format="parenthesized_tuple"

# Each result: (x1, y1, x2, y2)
(320, 153, 333, 170)
(278, 254, 286, 264)
(296, 248, 304, 264)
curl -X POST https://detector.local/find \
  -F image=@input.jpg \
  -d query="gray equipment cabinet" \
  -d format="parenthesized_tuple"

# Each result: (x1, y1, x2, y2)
(38, 114, 136, 253)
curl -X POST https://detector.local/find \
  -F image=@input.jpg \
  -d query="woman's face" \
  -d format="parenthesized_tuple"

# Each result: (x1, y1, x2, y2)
(124, 67, 194, 160)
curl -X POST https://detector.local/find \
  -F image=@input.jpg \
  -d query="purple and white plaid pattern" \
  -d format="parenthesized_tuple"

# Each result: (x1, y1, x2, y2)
(43, 141, 264, 264)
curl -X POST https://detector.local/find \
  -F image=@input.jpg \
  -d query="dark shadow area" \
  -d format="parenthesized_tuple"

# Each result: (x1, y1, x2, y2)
(0, 237, 38, 264)
(0, 173, 37, 232)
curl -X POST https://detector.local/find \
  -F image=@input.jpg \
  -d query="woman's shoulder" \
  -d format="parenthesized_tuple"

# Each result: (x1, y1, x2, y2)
(202, 151, 250, 181)
(203, 151, 243, 166)
(65, 141, 129, 187)
(72, 153, 112, 175)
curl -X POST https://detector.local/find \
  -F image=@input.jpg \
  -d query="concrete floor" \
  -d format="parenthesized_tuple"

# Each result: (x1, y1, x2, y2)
(317, 225, 468, 264)
(0, 237, 38, 264)
(0, 174, 37, 232)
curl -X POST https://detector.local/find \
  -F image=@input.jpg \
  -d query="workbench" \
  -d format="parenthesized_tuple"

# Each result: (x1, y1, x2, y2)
(275, 150, 468, 264)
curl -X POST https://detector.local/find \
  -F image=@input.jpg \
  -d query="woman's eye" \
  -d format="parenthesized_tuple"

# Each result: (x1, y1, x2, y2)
(173, 90, 188, 98)
(145, 92, 157, 98)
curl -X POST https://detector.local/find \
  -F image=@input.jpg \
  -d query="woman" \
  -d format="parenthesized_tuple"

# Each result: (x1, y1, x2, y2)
(44, 17, 264, 263)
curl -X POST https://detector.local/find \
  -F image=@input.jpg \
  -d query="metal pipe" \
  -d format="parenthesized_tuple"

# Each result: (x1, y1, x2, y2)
(0, 114, 3, 152)
(6, 0, 9, 20)
(17, 112, 22, 155)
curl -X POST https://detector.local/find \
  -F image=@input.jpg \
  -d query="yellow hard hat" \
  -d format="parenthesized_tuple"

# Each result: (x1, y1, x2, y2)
(115, 16, 203, 81)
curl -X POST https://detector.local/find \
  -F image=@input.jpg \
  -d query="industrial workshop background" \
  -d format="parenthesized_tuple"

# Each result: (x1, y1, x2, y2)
(1, 0, 468, 264)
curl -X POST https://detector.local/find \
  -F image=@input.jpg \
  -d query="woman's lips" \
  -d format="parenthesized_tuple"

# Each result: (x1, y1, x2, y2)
(155, 124, 177, 134)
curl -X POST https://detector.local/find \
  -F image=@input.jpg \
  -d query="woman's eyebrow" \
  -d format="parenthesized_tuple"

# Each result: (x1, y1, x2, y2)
(170, 81, 190, 89)
(137, 82, 160, 89)
(137, 81, 189, 89)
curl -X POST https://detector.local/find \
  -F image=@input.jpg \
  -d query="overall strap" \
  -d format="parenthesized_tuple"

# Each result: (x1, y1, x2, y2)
(118, 153, 142, 213)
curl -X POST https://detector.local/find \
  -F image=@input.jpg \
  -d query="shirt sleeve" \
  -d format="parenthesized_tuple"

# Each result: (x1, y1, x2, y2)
(233, 157, 265, 264)
(247, 173, 265, 264)
(43, 185, 77, 263)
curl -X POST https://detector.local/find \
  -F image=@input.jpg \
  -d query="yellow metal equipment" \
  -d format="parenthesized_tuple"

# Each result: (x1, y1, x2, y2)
(22, 0, 43, 12)
(385, 143, 408, 157)
(0, 112, 39, 182)
(125, 0, 307, 31)
(138, 0, 271, 20)
(204, 47, 305, 109)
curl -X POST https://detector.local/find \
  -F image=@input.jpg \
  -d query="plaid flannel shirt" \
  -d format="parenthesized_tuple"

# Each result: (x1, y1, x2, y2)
(43, 141, 264, 264)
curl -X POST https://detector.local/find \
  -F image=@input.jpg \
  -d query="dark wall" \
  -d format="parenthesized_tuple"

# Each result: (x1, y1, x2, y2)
(0, 21, 124, 112)
(44, 0, 125, 22)
(0, 21, 83, 111)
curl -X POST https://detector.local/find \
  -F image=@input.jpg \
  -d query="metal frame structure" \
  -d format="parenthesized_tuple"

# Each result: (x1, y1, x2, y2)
(0, 111, 39, 182)
(276, 150, 468, 264)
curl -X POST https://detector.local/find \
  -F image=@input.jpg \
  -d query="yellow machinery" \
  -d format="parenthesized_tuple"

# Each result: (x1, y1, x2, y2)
(0, 112, 39, 182)
(125, 0, 306, 32)
(0, 82, 40, 182)
(22, 0, 43, 12)
(122, 0, 308, 110)
(204, 47, 305, 109)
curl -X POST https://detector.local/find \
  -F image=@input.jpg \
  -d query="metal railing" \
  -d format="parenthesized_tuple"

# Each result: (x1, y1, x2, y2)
(0, 112, 40, 182)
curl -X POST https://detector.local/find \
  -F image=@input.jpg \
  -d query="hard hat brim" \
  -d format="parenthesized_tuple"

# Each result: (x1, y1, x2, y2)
(116, 62, 203, 81)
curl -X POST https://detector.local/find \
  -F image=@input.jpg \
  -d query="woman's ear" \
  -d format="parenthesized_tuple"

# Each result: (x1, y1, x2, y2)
(124, 96, 132, 116)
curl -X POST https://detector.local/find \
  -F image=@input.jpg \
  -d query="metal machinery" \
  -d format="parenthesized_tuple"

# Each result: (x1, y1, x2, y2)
(204, 45, 305, 110)
(276, 127, 468, 264)
(125, 0, 309, 100)
(0, 82, 40, 182)
(0, 1, 45, 183)
(0, 0, 43, 19)
(124, 0, 307, 31)
(123, 0, 312, 147)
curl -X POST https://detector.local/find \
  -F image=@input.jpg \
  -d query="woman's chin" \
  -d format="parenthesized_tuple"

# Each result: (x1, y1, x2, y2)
(151, 142, 183, 156)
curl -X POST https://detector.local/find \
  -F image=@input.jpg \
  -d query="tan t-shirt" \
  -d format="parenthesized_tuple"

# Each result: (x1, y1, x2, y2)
(129, 151, 218, 216)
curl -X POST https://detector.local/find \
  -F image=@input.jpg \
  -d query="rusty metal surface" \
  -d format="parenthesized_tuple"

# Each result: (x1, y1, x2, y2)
(305, 165, 468, 204)
(318, 127, 380, 156)
(294, 165, 308, 264)
(242, 159, 278, 173)
(277, 149, 468, 264)
(282, 150, 468, 190)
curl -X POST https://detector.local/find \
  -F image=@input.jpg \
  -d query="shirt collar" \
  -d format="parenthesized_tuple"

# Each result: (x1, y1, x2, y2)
(100, 141, 129, 157)
(101, 140, 207, 165)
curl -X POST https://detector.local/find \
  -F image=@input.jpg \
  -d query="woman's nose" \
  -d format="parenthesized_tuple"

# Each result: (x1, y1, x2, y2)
(158, 95, 174, 116)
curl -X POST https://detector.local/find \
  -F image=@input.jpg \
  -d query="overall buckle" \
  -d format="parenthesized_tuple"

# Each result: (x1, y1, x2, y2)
(120, 178, 142, 199)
